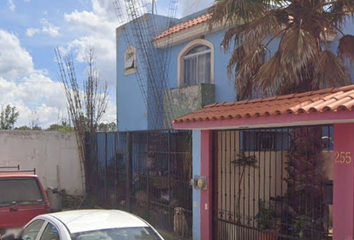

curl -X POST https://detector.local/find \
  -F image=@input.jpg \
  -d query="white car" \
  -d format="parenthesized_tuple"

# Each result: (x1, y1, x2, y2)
(2, 210, 164, 240)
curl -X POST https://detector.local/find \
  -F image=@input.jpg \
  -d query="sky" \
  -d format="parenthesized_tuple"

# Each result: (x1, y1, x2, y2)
(0, 0, 214, 128)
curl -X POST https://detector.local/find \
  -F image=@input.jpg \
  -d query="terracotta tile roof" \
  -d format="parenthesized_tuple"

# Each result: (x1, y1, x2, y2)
(155, 14, 211, 40)
(173, 85, 354, 124)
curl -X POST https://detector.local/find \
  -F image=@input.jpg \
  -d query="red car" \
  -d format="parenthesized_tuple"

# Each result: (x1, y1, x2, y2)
(0, 168, 50, 234)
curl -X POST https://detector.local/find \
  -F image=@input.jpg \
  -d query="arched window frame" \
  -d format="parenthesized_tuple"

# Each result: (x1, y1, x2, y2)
(124, 46, 137, 75)
(177, 39, 214, 87)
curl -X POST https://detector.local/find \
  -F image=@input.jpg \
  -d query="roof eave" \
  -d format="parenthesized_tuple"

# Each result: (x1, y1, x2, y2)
(173, 111, 354, 130)
(153, 22, 224, 48)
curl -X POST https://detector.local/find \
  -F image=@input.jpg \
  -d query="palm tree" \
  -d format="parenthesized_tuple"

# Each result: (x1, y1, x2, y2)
(208, 1, 354, 237)
(209, 0, 354, 100)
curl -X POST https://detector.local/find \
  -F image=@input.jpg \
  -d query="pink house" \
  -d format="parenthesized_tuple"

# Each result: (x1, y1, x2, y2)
(174, 84, 354, 240)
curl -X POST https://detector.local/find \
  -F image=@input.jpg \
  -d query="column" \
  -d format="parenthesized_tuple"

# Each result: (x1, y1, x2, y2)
(192, 130, 201, 240)
(200, 130, 213, 240)
(333, 123, 354, 240)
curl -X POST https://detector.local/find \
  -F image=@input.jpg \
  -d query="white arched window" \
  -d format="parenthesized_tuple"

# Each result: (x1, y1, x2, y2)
(178, 39, 214, 87)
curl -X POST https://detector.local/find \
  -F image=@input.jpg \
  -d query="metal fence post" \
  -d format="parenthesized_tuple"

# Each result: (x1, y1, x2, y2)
(126, 132, 132, 212)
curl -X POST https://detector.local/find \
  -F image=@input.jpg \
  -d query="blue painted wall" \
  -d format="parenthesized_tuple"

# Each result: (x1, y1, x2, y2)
(117, 11, 354, 132)
(162, 29, 236, 103)
(192, 130, 201, 240)
(117, 13, 238, 132)
(116, 14, 172, 131)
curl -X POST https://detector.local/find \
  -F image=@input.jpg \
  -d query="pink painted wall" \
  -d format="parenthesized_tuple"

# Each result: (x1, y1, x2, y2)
(334, 123, 354, 240)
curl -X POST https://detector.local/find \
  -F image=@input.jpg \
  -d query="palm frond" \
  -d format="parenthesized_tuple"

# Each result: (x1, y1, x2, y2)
(208, 0, 267, 26)
(327, 0, 354, 12)
(338, 35, 354, 64)
(314, 50, 351, 88)
(230, 45, 267, 99)
(326, 0, 354, 28)
(221, 11, 284, 53)
(240, 12, 283, 52)
(254, 51, 285, 96)
(280, 27, 319, 80)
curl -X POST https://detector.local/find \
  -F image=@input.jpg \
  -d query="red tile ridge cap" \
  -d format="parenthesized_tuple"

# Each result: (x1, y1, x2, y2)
(207, 85, 354, 109)
(155, 13, 211, 40)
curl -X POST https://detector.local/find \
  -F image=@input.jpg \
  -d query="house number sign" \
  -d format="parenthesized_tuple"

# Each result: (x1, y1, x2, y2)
(335, 151, 352, 164)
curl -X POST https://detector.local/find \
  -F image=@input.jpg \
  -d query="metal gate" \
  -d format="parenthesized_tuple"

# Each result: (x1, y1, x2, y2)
(129, 130, 192, 238)
(214, 126, 333, 240)
(87, 130, 192, 238)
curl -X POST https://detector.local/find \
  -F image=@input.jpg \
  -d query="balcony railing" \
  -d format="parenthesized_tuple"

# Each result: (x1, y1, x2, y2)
(163, 83, 215, 128)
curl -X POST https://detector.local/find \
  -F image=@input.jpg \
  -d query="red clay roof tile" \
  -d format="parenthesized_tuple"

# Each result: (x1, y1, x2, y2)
(173, 85, 354, 125)
(155, 14, 211, 40)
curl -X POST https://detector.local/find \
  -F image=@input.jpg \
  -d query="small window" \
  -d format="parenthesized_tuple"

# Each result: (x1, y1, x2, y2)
(241, 131, 289, 151)
(124, 46, 136, 75)
(183, 45, 211, 86)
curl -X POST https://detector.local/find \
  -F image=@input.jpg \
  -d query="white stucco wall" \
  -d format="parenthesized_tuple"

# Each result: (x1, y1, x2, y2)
(0, 130, 84, 195)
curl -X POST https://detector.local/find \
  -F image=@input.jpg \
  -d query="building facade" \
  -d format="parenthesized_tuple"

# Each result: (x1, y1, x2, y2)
(116, 9, 354, 240)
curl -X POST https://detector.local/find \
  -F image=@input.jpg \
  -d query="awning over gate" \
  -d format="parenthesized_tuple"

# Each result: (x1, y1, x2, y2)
(172, 84, 354, 130)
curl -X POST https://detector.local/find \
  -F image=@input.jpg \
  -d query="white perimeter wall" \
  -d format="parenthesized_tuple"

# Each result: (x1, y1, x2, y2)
(0, 130, 84, 195)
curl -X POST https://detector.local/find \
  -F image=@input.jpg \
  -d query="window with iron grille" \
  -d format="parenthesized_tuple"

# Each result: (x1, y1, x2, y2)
(241, 130, 289, 151)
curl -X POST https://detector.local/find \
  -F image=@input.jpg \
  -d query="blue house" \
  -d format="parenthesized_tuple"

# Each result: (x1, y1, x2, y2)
(116, 10, 237, 239)
(116, 7, 354, 240)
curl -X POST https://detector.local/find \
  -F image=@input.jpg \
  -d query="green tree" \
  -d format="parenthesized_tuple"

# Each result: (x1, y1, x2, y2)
(0, 105, 19, 130)
(15, 126, 31, 130)
(46, 123, 73, 132)
(209, 0, 354, 99)
(98, 122, 117, 132)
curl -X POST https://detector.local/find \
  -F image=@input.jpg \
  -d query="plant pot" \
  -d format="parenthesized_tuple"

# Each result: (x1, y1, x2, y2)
(258, 230, 278, 240)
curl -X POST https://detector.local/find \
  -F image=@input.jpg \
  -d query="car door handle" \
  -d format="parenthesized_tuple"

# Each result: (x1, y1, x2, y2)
(9, 207, 18, 212)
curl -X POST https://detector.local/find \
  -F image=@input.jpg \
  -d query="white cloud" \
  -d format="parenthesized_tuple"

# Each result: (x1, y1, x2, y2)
(0, 30, 67, 127)
(7, 0, 15, 11)
(0, 30, 34, 80)
(40, 19, 60, 37)
(0, 28, 116, 128)
(26, 28, 40, 37)
(63, 0, 117, 88)
(25, 19, 60, 37)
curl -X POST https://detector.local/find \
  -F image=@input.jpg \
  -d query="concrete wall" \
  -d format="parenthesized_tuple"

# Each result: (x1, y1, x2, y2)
(0, 130, 84, 195)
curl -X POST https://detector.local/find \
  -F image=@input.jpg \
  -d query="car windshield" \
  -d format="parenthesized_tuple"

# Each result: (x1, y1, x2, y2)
(0, 178, 44, 206)
(71, 227, 162, 240)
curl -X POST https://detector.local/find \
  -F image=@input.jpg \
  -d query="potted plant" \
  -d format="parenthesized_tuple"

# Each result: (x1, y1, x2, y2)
(256, 199, 280, 240)
(291, 215, 324, 239)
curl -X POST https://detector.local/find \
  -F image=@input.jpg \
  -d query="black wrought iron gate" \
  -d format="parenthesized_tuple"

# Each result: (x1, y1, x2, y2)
(87, 130, 192, 238)
(214, 126, 333, 240)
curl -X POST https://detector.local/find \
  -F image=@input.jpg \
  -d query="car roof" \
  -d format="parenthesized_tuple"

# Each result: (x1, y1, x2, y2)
(45, 210, 149, 233)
